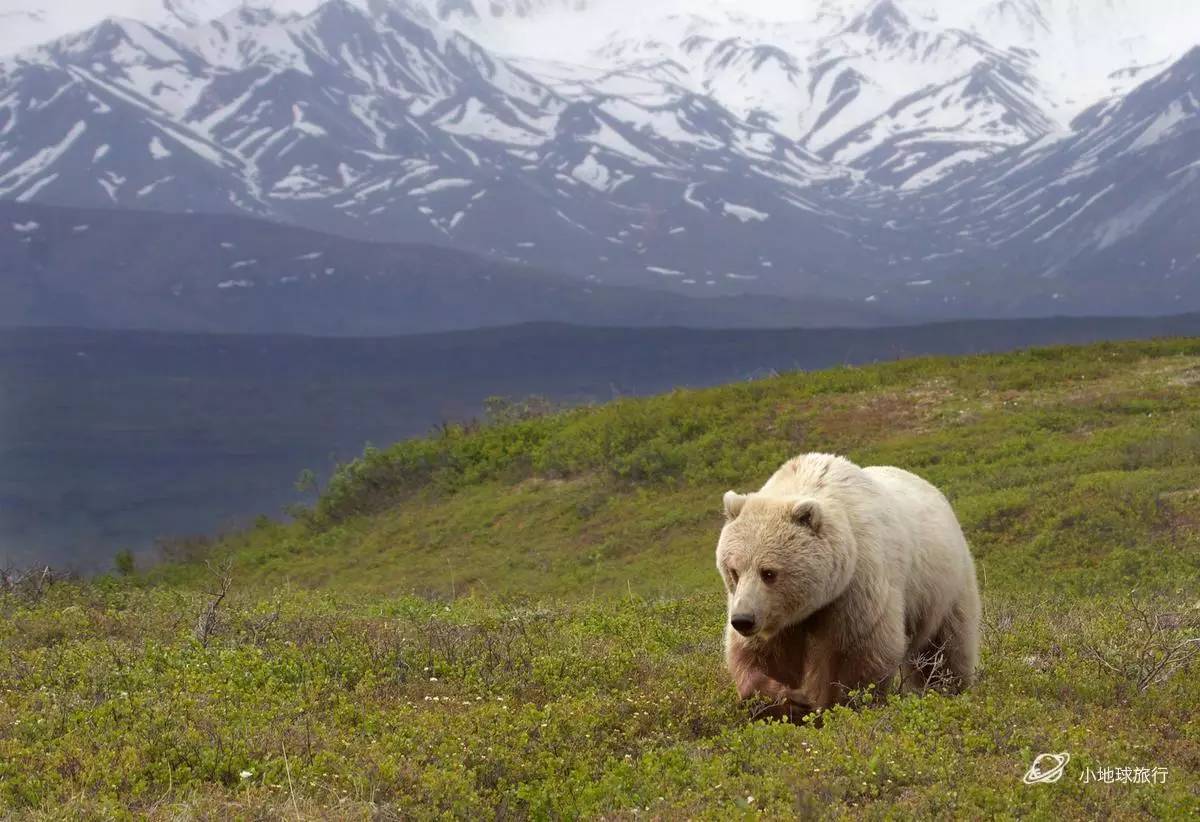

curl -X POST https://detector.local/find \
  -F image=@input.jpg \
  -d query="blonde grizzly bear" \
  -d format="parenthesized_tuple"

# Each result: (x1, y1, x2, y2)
(717, 453, 980, 719)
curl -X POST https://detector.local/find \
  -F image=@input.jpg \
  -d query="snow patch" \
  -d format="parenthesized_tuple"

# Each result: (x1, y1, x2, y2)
(571, 154, 611, 191)
(149, 136, 172, 159)
(137, 176, 174, 197)
(683, 183, 707, 211)
(723, 203, 769, 223)
(408, 177, 473, 196)
(1128, 101, 1191, 152)
(1035, 185, 1116, 243)
(291, 104, 327, 137)
(0, 120, 86, 197)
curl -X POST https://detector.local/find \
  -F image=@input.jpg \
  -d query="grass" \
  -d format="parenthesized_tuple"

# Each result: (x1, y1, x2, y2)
(4, 339, 1200, 818)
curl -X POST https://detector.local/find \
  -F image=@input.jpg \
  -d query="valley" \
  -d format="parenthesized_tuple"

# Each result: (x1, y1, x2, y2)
(8, 314, 1200, 570)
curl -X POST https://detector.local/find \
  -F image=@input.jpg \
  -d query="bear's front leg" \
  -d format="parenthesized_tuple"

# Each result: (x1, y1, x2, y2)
(732, 668, 814, 721)
(839, 609, 907, 705)
(750, 697, 815, 723)
(733, 667, 787, 701)
(800, 602, 905, 709)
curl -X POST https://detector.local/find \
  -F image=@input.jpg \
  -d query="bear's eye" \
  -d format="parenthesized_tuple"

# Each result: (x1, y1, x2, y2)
(728, 568, 739, 585)
(760, 569, 777, 584)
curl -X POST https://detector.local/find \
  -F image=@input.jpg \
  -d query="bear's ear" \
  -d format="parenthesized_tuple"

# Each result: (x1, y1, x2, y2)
(723, 491, 747, 521)
(790, 498, 823, 531)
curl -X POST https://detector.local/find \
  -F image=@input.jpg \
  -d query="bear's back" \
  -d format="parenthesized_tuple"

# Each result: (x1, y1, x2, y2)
(759, 452, 870, 498)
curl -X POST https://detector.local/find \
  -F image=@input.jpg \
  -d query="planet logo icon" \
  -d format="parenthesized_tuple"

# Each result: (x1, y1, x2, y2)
(1023, 752, 1071, 785)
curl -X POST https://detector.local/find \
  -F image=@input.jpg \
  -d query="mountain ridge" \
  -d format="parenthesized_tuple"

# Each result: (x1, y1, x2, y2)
(0, 200, 893, 334)
(0, 0, 1197, 323)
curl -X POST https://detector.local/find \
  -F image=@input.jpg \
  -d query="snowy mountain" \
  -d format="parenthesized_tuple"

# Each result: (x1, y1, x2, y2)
(0, 0, 1197, 325)
(0, 0, 246, 54)
(0, 1, 887, 297)
(892, 44, 1200, 316)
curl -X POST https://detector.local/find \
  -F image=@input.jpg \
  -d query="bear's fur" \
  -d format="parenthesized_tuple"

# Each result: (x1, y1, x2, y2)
(716, 452, 980, 717)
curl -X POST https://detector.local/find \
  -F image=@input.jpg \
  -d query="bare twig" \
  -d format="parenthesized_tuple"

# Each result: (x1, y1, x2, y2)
(0, 564, 64, 604)
(1080, 589, 1200, 693)
(194, 559, 233, 647)
(283, 743, 300, 819)
(904, 639, 965, 694)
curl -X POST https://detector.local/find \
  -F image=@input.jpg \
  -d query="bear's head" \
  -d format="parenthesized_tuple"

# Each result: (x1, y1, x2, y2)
(716, 492, 857, 642)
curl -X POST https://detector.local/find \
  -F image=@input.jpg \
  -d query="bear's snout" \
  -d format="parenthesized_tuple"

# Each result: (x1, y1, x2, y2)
(730, 613, 758, 636)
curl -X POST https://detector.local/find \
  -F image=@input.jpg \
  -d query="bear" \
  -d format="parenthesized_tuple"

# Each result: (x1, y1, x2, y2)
(716, 452, 980, 719)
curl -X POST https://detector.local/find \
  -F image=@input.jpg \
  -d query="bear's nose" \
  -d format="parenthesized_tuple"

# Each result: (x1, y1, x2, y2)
(730, 614, 757, 636)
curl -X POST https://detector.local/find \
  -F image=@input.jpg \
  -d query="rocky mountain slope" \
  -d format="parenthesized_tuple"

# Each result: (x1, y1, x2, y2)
(0, 201, 887, 333)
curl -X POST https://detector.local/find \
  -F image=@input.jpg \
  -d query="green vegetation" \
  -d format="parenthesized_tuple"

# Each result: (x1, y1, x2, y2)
(4, 339, 1200, 818)
(113, 549, 136, 577)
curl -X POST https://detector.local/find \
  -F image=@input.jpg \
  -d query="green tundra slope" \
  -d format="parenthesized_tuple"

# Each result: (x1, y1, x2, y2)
(3, 339, 1200, 819)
